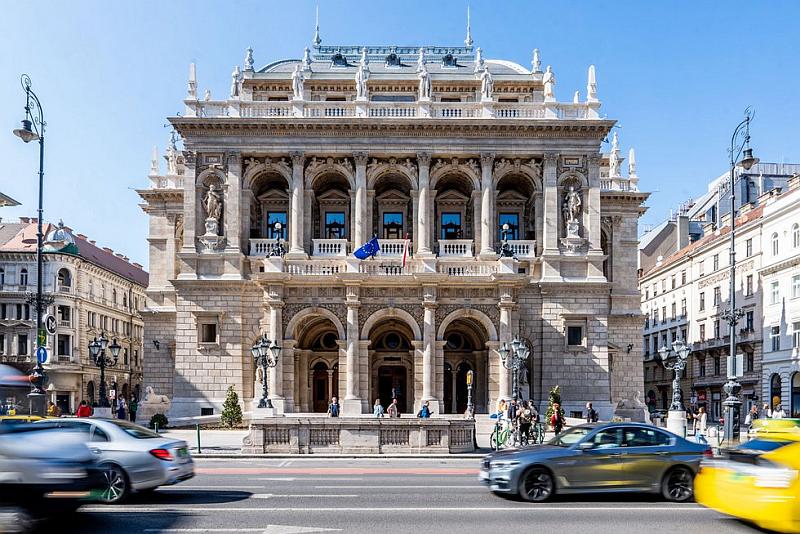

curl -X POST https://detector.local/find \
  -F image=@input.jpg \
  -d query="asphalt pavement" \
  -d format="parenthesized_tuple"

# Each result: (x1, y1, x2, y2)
(32, 457, 763, 534)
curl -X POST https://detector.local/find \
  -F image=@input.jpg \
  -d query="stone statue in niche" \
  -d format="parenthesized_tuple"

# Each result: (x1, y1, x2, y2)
(418, 64, 431, 100)
(203, 183, 224, 236)
(355, 65, 368, 100)
(562, 186, 582, 238)
(543, 65, 556, 100)
(291, 65, 304, 100)
(480, 68, 493, 100)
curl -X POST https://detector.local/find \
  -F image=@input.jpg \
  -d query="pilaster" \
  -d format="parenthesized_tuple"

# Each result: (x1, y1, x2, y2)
(287, 151, 307, 258)
(479, 152, 496, 258)
(417, 152, 433, 255)
(354, 152, 368, 247)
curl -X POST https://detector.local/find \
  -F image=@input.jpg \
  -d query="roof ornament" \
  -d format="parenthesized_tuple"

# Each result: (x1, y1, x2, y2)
(312, 4, 322, 47)
(244, 47, 254, 71)
(573, 91, 579, 104)
(464, 5, 473, 48)
(474, 47, 484, 73)
(292, 64, 305, 100)
(150, 146, 159, 176)
(587, 65, 598, 103)
(203, 88, 212, 101)
(609, 131, 621, 178)
(417, 47, 426, 71)
(302, 47, 312, 71)
(359, 47, 369, 69)
(167, 130, 179, 176)
(230, 65, 241, 98)
(480, 67, 493, 101)
(418, 61, 431, 101)
(543, 65, 556, 102)
(628, 148, 637, 178)
(355, 63, 368, 100)
(187, 62, 197, 99)
(531, 49, 542, 74)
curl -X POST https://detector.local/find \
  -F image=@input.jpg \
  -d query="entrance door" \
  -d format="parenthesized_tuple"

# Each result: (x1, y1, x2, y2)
(455, 363, 472, 414)
(56, 394, 70, 416)
(312, 363, 329, 413)
(378, 365, 408, 413)
(443, 364, 453, 414)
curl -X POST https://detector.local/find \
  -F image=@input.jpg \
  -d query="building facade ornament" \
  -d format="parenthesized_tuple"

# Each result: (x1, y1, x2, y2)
(543, 65, 556, 101)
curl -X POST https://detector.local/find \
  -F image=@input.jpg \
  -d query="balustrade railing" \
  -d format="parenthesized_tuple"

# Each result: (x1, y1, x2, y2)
(437, 262, 498, 276)
(506, 240, 537, 258)
(358, 260, 420, 276)
(240, 102, 293, 118)
(430, 102, 481, 118)
(438, 240, 473, 258)
(284, 260, 346, 275)
(368, 103, 418, 118)
(312, 239, 348, 257)
(377, 239, 408, 257)
(303, 102, 356, 118)
(249, 238, 278, 256)
(493, 103, 546, 119)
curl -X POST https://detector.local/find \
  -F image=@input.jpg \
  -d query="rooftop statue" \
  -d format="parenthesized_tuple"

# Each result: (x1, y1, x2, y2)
(480, 68, 493, 100)
(474, 47, 484, 73)
(292, 65, 305, 100)
(302, 47, 312, 71)
(531, 48, 542, 74)
(355, 64, 368, 100)
(230, 66, 241, 98)
(417, 47, 425, 71)
(543, 65, 556, 100)
(244, 47, 254, 71)
(609, 131, 621, 178)
(418, 64, 431, 100)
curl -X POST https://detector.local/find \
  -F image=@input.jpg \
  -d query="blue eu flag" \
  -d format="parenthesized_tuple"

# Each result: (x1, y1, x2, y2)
(353, 237, 380, 260)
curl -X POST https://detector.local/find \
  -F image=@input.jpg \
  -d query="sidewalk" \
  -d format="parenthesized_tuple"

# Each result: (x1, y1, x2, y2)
(161, 429, 248, 455)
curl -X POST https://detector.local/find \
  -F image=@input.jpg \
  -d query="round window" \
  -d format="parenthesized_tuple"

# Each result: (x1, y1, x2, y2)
(446, 333, 463, 350)
(384, 333, 401, 350)
(320, 332, 337, 350)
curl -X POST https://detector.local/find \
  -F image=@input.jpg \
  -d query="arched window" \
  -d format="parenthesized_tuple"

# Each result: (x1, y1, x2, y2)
(793, 224, 800, 249)
(57, 268, 72, 289)
(0, 267, 4, 286)
(772, 233, 779, 256)
(122, 293, 127, 308)
(792, 373, 800, 418)
(19, 268, 28, 286)
(112, 289, 117, 304)
(770, 373, 782, 411)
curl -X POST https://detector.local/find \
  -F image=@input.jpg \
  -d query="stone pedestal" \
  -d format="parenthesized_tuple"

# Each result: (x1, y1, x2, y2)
(667, 410, 687, 438)
(263, 256, 283, 273)
(92, 407, 113, 419)
(497, 257, 518, 274)
(342, 398, 362, 416)
(251, 404, 277, 418)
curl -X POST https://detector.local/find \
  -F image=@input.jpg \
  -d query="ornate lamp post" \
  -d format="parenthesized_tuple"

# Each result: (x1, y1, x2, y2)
(498, 336, 531, 401)
(12, 75, 52, 406)
(657, 339, 690, 437)
(465, 370, 475, 419)
(498, 223, 514, 258)
(88, 333, 121, 409)
(269, 221, 287, 257)
(251, 333, 281, 409)
(721, 109, 759, 444)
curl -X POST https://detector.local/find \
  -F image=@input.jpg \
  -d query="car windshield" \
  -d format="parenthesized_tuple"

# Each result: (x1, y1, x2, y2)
(548, 426, 592, 447)
(105, 419, 161, 439)
(737, 439, 791, 453)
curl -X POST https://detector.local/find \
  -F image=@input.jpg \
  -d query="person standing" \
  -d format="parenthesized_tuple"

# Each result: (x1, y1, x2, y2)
(761, 402, 772, 419)
(387, 398, 400, 418)
(373, 399, 384, 418)
(696, 406, 708, 436)
(550, 402, 564, 435)
(128, 397, 138, 422)
(116, 398, 127, 420)
(772, 404, 786, 419)
(417, 400, 432, 418)
(76, 400, 92, 418)
(327, 396, 340, 417)
(47, 401, 57, 417)
(745, 405, 759, 435)
(518, 401, 533, 443)
(585, 402, 598, 423)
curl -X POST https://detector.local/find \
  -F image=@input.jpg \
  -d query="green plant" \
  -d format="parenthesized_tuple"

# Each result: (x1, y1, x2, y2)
(545, 385, 565, 425)
(220, 385, 243, 428)
(149, 413, 168, 430)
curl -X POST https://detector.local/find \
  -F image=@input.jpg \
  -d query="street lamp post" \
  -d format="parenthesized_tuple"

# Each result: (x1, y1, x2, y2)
(498, 223, 514, 258)
(465, 370, 474, 419)
(251, 333, 281, 409)
(498, 336, 531, 401)
(658, 339, 691, 437)
(88, 333, 121, 409)
(269, 222, 286, 257)
(721, 109, 759, 444)
(12, 75, 51, 408)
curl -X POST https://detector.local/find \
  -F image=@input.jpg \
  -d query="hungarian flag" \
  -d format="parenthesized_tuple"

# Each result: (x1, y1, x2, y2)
(401, 233, 411, 268)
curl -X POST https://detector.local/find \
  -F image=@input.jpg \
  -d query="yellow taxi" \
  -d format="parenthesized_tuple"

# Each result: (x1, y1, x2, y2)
(0, 415, 44, 426)
(695, 419, 800, 533)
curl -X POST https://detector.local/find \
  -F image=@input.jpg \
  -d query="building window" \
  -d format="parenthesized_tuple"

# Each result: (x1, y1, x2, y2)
(17, 334, 28, 355)
(134, 350, 139, 367)
(771, 281, 780, 305)
(681, 328, 687, 341)
(681, 271, 687, 285)
(746, 238, 753, 258)
(123, 348, 129, 366)
(745, 274, 753, 296)
(699, 323, 706, 341)
(713, 356, 720, 376)
(671, 330, 678, 343)
(440, 212, 462, 239)
(661, 279, 666, 292)
(745, 310, 754, 332)
(0, 334, 4, 354)
(0, 267, 4, 287)
(645, 288, 650, 300)
(746, 352, 754, 373)
(680, 298, 687, 317)
(698, 357, 706, 377)
(57, 334, 70, 357)
(772, 232, 779, 256)
(661, 306, 666, 324)
(200, 323, 217, 344)
(497, 213, 520, 241)
(792, 373, 800, 418)
(19, 268, 28, 286)
(699, 260, 705, 277)
(793, 275, 800, 299)
(566, 324, 585, 347)
(699, 292, 705, 312)
(652, 336, 658, 355)
(645, 316, 649, 329)
(324, 212, 346, 239)
(382, 212, 404, 239)
(671, 303, 676, 320)
(713, 254, 719, 271)
(713, 320, 720, 339)
(653, 309, 658, 324)
(771, 325, 781, 352)
(794, 223, 800, 249)
(793, 322, 800, 350)
(713, 286, 721, 306)
(644, 336, 650, 355)
(671, 275, 676, 289)
(267, 212, 287, 239)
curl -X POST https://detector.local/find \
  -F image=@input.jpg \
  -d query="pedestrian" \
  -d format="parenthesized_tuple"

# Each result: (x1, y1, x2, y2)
(76, 400, 92, 418)
(550, 402, 564, 435)
(696, 406, 708, 436)
(47, 401, 57, 417)
(129, 397, 138, 422)
(508, 399, 518, 421)
(761, 402, 772, 419)
(117, 398, 127, 420)
(417, 400, 432, 418)
(496, 399, 507, 418)
(327, 396, 340, 417)
(518, 401, 533, 442)
(386, 398, 400, 418)
(772, 404, 786, 419)
(585, 402, 598, 423)
(373, 399, 384, 418)
(745, 405, 759, 435)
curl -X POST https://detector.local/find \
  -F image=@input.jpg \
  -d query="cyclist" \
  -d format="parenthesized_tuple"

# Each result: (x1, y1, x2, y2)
(518, 401, 533, 444)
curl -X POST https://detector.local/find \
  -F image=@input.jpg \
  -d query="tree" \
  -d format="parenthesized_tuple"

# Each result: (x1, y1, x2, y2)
(220, 385, 243, 428)
(545, 385, 565, 425)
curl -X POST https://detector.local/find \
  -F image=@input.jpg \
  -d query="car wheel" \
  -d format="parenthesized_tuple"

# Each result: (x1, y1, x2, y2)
(662, 466, 693, 502)
(518, 467, 554, 502)
(98, 464, 129, 504)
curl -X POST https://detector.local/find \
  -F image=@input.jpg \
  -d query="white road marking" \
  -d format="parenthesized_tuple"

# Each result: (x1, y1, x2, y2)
(160, 486, 263, 490)
(82, 505, 707, 513)
(250, 477, 364, 482)
(314, 485, 481, 489)
(249, 478, 297, 482)
(252, 494, 359, 499)
(144, 526, 340, 533)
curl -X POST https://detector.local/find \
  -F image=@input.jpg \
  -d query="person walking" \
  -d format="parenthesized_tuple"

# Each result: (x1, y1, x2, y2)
(116, 398, 127, 420)
(76, 400, 92, 418)
(327, 396, 340, 417)
(696, 406, 708, 436)
(128, 397, 138, 422)
(417, 400, 432, 418)
(518, 401, 533, 443)
(386, 398, 400, 418)
(761, 402, 772, 419)
(46, 401, 58, 417)
(744, 405, 759, 435)
(550, 402, 564, 435)
(373, 399, 384, 418)
(585, 402, 598, 423)
(772, 404, 786, 419)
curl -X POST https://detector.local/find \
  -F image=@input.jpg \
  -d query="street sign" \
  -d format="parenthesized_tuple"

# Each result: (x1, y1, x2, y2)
(36, 346, 48, 364)
(727, 353, 744, 378)
(690, 394, 697, 406)
(37, 329, 47, 346)
(44, 314, 57, 336)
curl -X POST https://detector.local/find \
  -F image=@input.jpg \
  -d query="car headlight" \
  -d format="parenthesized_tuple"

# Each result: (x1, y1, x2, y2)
(754, 469, 798, 489)
(491, 461, 520, 470)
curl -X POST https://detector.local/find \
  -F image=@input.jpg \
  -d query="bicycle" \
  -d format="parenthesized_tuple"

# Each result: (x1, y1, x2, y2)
(530, 422, 546, 444)
(490, 418, 512, 450)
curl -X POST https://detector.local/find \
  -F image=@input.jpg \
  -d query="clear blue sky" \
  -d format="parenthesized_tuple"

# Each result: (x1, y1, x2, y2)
(2, 0, 798, 268)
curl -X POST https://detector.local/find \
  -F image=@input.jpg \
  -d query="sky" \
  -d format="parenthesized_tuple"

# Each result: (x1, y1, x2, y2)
(1, 0, 798, 269)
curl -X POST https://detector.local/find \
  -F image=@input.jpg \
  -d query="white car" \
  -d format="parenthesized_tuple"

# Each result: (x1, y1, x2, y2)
(35, 418, 194, 503)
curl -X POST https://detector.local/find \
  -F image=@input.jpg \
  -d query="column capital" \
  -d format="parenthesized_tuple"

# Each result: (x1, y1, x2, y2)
(354, 152, 369, 166)
(480, 152, 496, 169)
(290, 151, 305, 166)
(543, 152, 559, 165)
(416, 151, 432, 166)
(587, 152, 603, 166)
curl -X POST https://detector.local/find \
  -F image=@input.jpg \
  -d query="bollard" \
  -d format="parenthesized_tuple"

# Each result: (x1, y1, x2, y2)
(196, 423, 202, 454)
(155, 422, 159, 434)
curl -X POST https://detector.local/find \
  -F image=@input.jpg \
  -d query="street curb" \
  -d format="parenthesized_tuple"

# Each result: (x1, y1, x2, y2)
(191, 453, 488, 459)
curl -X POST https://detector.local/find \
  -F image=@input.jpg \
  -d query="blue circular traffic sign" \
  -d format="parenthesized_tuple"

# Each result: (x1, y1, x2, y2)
(36, 346, 48, 364)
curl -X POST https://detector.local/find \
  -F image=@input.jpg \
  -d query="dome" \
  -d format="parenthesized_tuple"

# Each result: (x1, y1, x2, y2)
(43, 220, 78, 253)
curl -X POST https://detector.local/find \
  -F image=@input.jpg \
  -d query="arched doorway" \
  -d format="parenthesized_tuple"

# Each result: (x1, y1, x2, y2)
(291, 314, 342, 414)
(311, 362, 333, 413)
(441, 318, 489, 414)
(792, 373, 800, 418)
(770, 374, 782, 411)
(369, 323, 415, 414)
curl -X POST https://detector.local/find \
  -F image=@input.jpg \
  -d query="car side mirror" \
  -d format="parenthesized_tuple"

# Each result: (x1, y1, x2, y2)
(577, 442, 594, 451)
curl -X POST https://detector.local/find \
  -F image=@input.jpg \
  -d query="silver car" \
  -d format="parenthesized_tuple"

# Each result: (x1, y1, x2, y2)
(480, 423, 711, 502)
(35, 418, 194, 503)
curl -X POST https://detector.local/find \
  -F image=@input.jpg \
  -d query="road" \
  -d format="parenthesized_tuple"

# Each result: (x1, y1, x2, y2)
(37, 457, 760, 534)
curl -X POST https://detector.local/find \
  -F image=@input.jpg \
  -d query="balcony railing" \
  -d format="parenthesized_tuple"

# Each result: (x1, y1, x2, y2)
(430, 102, 482, 119)
(377, 239, 409, 257)
(312, 239, 348, 257)
(56, 284, 72, 294)
(284, 260, 346, 275)
(303, 102, 356, 118)
(59, 320, 71, 328)
(506, 240, 537, 258)
(249, 238, 278, 256)
(358, 260, 421, 276)
(240, 102, 292, 118)
(368, 102, 417, 118)
(437, 261, 498, 276)
(438, 240, 473, 258)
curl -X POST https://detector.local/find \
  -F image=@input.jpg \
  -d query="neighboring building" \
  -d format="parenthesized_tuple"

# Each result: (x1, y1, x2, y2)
(0, 218, 147, 414)
(139, 36, 648, 421)
(759, 175, 800, 417)
(0, 193, 21, 208)
(641, 176, 800, 422)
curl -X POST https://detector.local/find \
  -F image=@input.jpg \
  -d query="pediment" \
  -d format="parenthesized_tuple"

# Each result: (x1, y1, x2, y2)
(376, 188, 410, 202)
(257, 188, 289, 202)
(435, 189, 469, 202)
(317, 188, 350, 201)
(497, 190, 529, 202)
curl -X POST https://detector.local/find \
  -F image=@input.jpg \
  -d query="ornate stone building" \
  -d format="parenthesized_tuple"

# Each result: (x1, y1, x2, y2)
(139, 37, 647, 420)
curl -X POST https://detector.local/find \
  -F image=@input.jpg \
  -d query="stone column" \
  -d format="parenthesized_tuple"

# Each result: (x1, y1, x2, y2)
(298, 350, 309, 412)
(289, 152, 306, 256)
(417, 152, 432, 255)
(327, 370, 335, 402)
(354, 153, 368, 247)
(479, 152, 496, 257)
(266, 298, 285, 411)
(181, 152, 197, 253)
(422, 304, 437, 403)
(542, 152, 559, 253)
(498, 302, 513, 401)
(224, 153, 242, 253)
(343, 285, 362, 415)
